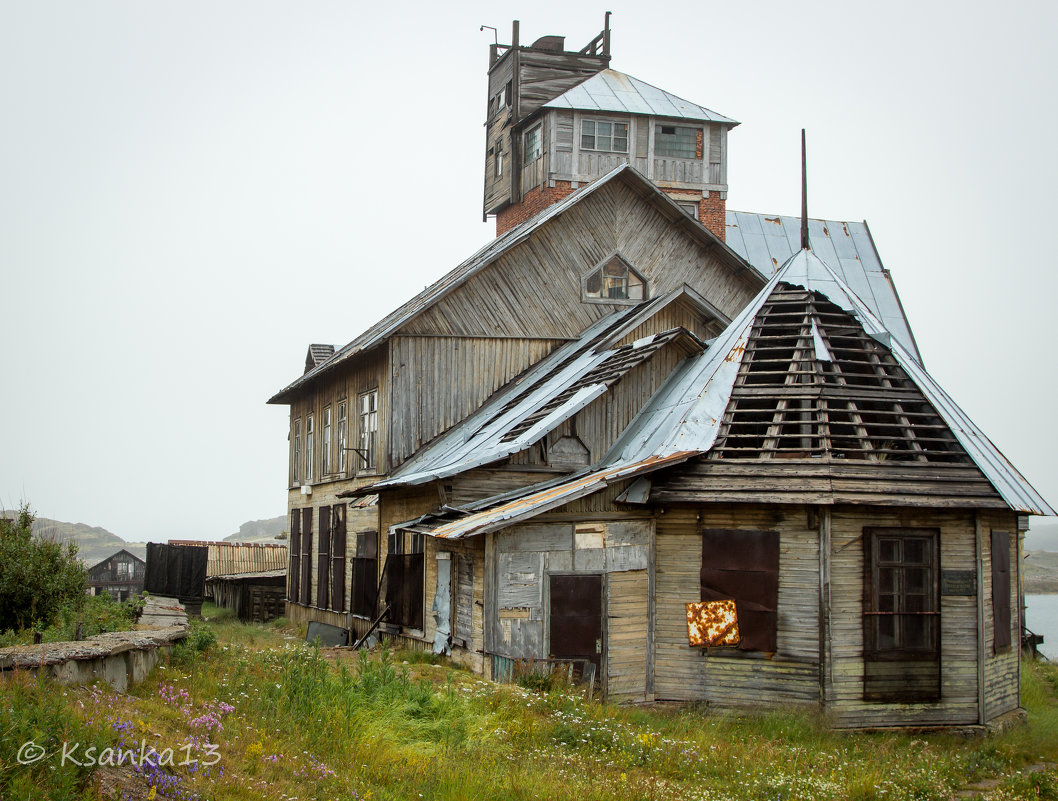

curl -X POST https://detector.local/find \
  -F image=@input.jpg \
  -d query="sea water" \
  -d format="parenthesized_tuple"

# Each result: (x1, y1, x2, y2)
(1025, 594, 1058, 660)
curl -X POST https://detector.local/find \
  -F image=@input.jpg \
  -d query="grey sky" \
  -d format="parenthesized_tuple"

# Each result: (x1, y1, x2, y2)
(2, 1, 1055, 542)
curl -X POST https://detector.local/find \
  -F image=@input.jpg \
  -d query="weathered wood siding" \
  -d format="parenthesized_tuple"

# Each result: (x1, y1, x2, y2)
(486, 519, 653, 699)
(606, 569, 650, 702)
(825, 507, 1018, 728)
(288, 345, 389, 484)
(402, 180, 758, 342)
(654, 505, 819, 705)
(982, 510, 1021, 721)
(388, 336, 561, 467)
(431, 537, 487, 674)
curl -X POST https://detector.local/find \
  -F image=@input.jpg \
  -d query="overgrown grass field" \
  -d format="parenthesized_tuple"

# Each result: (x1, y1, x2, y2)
(2, 604, 1057, 800)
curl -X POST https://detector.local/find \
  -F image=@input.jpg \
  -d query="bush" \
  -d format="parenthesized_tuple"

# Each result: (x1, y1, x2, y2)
(0, 504, 86, 633)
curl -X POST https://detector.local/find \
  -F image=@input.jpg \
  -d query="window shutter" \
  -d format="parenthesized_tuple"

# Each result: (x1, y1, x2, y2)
(331, 505, 346, 612)
(317, 505, 331, 609)
(991, 530, 1012, 651)
(700, 529, 779, 652)
(289, 510, 301, 603)
(301, 508, 313, 606)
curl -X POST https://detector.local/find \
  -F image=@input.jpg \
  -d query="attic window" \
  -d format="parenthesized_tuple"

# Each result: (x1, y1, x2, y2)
(583, 254, 646, 304)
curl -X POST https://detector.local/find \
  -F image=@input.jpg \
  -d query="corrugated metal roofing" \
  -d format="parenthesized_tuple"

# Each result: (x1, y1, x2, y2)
(543, 69, 738, 125)
(725, 211, 921, 364)
(402, 249, 1053, 536)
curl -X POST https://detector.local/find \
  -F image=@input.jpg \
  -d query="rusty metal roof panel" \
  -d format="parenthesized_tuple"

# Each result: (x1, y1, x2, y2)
(543, 69, 738, 125)
(725, 211, 921, 363)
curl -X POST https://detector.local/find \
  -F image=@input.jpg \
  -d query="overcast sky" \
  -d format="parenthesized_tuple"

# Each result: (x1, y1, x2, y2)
(2, 1, 1056, 542)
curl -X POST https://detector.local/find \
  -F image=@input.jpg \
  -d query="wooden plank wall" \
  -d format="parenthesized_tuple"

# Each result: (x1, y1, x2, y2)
(432, 537, 487, 674)
(654, 504, 819, 705)
(288, 345, 389, 483)
(487, 519, 653, 699)
(401, 180, 758, 342)
(982, 510, 1020, 721)
(824, 507, 1013, 728)
(388, 336, 561, 467)
(606, 569, 649, 702)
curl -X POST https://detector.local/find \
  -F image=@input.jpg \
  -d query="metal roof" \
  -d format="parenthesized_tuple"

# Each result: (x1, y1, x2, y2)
(363, 289, 708, 491)
(543, 69, 738, 125)
(401, 249, 1053, 536)
(725, 211, 921, 364)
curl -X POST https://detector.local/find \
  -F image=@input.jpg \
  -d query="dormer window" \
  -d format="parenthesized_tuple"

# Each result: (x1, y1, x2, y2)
(581, 119, 628, 153)
(582, 253, 647, 303)
(524, 126, 542, 164)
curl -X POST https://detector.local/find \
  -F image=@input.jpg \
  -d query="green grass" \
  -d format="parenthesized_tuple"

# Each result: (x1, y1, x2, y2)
(0, 593, 143, 647)
(2, 614, 1057, 801)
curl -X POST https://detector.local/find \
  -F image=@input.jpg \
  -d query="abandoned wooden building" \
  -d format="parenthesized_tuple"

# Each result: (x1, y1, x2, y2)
(86, 548, 145, 602)
(268, 15, 1053, 727)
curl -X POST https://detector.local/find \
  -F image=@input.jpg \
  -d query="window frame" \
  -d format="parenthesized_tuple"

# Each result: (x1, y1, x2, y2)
(321, 406, 332, 476)
(654, 123, 702, 160)
(304, 414, 314, 483)
(580, 118, 628, 153)
(292, 418, 301, 484)
(358, 389, 379, 474)
(523, 125, 542, 164)
(337, 401, 347, 474)
(581, 253, 648, 305)
(862, 527, 941, 703)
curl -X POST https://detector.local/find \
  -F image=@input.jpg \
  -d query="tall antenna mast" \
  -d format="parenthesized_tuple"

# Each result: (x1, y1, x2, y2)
(800, 128, 810, 251)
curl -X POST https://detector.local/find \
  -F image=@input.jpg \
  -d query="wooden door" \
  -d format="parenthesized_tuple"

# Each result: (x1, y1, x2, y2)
(549, 574, 603, 678)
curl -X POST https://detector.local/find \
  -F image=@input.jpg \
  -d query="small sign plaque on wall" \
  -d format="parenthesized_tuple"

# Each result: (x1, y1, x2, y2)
(941, 569, 976, 596)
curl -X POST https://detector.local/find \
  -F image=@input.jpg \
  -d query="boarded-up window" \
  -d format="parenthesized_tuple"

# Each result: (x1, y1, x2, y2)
(300, 508, 313, 606)
(863, 528, 940, 703)
(317, 505, 331, 609)
(289, 510, 301, 603)
(380, 552, 424, 630)
(700, 529, 779, 652)
(992, 530, 1011, 652)
(351, 531, 378, 618)
(453, 554, 474, 646)
(330, 505, 346, 612)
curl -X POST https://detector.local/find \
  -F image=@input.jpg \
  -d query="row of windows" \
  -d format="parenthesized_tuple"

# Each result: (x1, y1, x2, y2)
(522, 120, 705, 164)
(292, 389, 378, 484)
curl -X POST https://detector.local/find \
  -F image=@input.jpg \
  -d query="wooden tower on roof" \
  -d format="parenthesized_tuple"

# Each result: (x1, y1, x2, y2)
(483, 14, 739, 239)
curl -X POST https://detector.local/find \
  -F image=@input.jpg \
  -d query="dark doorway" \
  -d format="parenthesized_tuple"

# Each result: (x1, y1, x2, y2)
(549, 574, 603, 677)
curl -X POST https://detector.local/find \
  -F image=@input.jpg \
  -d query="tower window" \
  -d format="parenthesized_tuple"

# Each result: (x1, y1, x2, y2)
(581, 119, 628, 153)
(655, 124, 701, 159)
(582, 254, 646, 303)
(495, 148, 504, 178)
(524, 126, 541, 164)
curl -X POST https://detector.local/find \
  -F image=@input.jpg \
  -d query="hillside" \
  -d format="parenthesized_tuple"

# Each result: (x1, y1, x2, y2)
(2, 515, 148, 566)
(224, 515, 286, 542)
(1025, 550, 1058, 594)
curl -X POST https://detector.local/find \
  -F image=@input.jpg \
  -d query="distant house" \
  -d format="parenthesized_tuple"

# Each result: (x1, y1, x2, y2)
(267, 16, 1053, 728)
(86, 549, 145, 602)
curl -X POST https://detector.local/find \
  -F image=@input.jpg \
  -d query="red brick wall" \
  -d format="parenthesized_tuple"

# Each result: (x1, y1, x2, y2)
(495, 181, 575, 236)
(696, 193, 726, 242)
(494, 180, 726, 243)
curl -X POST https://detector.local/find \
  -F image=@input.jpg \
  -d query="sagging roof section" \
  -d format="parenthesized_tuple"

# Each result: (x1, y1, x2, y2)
(725, 211, 921, 364)
(543, 69, 738, 126)
(268, 165, 749, 405)
(401, 249, 1052, 537)
(356, 288, 709, 493)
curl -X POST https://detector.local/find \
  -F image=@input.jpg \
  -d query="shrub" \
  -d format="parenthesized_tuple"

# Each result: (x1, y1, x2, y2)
(0, 504, 86, 633)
